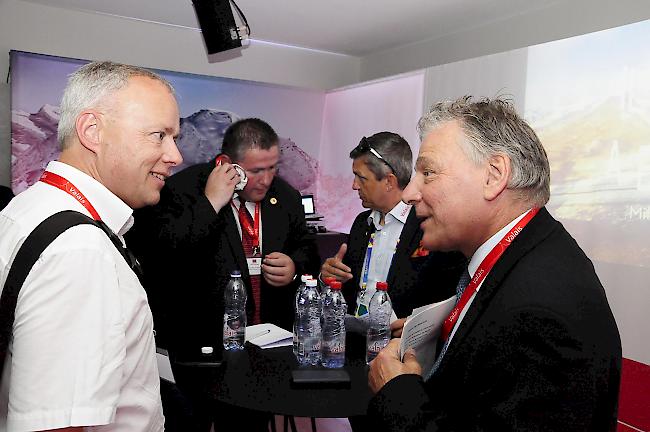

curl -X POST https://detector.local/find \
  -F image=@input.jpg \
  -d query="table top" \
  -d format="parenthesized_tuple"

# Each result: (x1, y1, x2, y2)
(209, 332, 373, 418)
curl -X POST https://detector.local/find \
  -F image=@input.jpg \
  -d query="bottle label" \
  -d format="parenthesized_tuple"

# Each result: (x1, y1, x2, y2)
(367, 340, 385, 353)
(326, 340, 345, 354)
(224, 326, 238, 338)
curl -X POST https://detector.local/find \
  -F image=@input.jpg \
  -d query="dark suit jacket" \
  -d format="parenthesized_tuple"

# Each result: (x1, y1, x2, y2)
(367, 208, 622, 431)
(342, 207, 465, 318)
(126, 161, 320, 358)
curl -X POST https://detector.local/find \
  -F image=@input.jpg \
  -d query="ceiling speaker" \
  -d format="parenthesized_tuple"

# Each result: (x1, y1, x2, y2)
(192, 0, 243, 54)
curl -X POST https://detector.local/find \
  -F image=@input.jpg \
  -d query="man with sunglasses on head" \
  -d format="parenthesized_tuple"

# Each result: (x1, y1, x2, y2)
(321, 132, 464, 328)
(128, 117, 320, 430)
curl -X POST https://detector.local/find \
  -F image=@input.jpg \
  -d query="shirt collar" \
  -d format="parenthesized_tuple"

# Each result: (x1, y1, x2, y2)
(46, 161, 134, 236)
(467, 209, 531, 278)
(368, 201, 411, 229)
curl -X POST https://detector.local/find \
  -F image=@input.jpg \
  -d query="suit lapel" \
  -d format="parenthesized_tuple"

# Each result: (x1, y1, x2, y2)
(224, 202, 249, 279)
(260, 184, 283, 255)
(387, 208, 420, 286)
(439, 208, 559, 368)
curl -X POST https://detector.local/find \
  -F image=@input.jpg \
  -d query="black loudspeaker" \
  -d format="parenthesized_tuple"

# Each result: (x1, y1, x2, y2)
(192, 0, 243, 54)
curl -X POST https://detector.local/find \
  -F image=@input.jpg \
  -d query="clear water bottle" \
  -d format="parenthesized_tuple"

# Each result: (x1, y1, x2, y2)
(366, 281, 392, 363)
(320, 276, 335, 297)
(223, 270, 247, 351)
(299, 278, 322, 366)
(293, 274, 312, 360)
(321, 280, 346, 368)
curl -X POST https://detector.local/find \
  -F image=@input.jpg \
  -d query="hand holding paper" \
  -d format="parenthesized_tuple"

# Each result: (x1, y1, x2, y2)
(398, 296, 456, 373)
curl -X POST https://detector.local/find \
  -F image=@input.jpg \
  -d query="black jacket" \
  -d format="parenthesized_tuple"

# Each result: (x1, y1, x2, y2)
(127, 160, 320, 358)
(368, 208, 622, 431)
(342, 207, 465, 318)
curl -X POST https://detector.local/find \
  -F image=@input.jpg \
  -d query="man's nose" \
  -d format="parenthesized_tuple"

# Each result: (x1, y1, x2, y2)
(402, 177, 421, 205)
(164, 137, 183, 167)
(261, 169, 273, 186)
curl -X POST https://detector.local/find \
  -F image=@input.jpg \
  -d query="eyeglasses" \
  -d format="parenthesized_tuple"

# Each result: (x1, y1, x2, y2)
(356, 137, 396, 174)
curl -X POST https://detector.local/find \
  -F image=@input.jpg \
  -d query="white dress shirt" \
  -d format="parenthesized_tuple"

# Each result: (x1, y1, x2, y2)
(230, 194, 264, 253)
(357, 201, 411, 321)
(0, 161, 163, 432)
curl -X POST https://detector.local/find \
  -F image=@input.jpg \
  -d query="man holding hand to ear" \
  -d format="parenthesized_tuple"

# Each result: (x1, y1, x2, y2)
(321, 132, 463, 322)
(131, 117, 320, 351)
(128, 117, 320, 430)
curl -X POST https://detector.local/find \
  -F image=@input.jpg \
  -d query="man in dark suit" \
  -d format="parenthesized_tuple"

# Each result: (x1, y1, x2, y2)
(321, 132, 463, 319)
(127, 118, 320, 430)
(367, 96, 621, 431)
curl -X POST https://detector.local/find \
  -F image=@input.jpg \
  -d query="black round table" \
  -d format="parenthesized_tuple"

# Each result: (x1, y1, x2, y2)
(211, 332, 372, 418)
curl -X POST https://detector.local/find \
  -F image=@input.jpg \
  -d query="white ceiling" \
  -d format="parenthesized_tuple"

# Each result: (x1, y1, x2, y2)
(21, 0, 565, 56)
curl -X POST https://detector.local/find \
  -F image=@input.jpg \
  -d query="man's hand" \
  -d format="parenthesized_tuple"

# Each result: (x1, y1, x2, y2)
(320, 243, 353, 282)
(390, 318, 406, 338)
(368, 338, 422, 394)
(204, 163, 240, 212)
(262, 252, 296, 286)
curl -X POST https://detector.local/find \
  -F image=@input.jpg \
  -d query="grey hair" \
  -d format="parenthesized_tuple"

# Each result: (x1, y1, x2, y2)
(418, 96, 550, 207)
(57, 61, 175, 149)
(349, 132, 413, 189)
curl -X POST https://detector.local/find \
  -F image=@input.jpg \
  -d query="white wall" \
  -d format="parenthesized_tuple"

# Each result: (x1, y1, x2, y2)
(360, 0, 650, 82)
(317, 72, 425, 233)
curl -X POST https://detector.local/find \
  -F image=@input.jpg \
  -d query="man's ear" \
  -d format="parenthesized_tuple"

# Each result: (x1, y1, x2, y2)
(384, 172, 399, 192)
(216, 154, 232, 165)
(75, 111, 101, 154)
(484, 154, 510, 200)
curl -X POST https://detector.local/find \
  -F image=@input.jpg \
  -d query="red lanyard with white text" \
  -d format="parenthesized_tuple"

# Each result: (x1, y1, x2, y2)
(40, 171, 102, 221)
(440, 208, 539, 341)
(232, 199, 261, 255)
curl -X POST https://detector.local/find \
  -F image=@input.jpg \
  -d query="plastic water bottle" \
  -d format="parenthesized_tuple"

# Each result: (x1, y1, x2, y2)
(321, 276, 335, 297)
(293, 274, 312, 360)
(321, 280, 346, 368)
(299, 278, 322, 366)
(366, 281, 392, 363)
(223, 270, 247, 351)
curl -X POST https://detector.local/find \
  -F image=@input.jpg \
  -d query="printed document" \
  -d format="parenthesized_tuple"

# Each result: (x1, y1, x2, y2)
(245, 323, 293, 349)
(398, 296, 456, 373)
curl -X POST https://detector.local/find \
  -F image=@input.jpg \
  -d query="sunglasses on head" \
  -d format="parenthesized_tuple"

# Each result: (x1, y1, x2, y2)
(356, 137, 396, 174)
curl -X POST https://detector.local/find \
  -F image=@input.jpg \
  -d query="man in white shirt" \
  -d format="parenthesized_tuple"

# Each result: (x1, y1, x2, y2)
(0, 61, 182, 431)
(367, 97, 621, 431)
(321, 132, 464, 320)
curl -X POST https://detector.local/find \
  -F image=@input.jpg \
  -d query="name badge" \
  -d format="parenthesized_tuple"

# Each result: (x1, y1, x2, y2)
(247, 256, 262, 275)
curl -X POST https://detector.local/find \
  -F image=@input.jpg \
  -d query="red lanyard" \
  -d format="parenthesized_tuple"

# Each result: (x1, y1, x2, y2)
(40, 171, 102, 221)
(232, 199, 260, 251)
(440, 208, 539, 341)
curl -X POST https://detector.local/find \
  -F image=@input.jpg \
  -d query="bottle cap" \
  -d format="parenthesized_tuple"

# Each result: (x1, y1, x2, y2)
(201, 346, 214, 355)
(330, 281, 342, 290)
(376, 281, 388, 291)
(323, 276, 336, 286)
(306, 279, 318, 287)
(301, 274, 313, 282)
(231, 270, 242, 277)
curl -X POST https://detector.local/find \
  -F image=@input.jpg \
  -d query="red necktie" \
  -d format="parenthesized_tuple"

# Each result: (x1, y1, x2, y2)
(238, 199, 262, 325)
